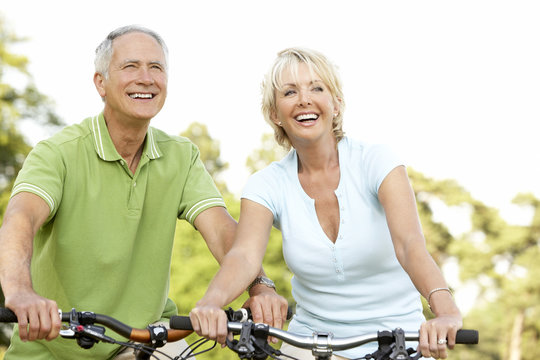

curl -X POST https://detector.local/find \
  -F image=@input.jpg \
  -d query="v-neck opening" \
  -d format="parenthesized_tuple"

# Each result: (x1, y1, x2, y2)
(292, 143, 344, 245)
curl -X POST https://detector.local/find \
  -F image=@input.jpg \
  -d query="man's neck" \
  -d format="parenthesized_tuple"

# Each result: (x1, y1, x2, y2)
(103, 112, 149, 173)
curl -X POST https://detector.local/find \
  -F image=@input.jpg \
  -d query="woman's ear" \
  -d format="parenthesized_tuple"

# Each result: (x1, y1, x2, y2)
(333, 97, 342, 116)
(270, 109, 281, 126)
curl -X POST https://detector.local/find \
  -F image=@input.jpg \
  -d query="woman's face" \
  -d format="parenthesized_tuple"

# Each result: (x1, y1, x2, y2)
(272, 63, 339, 146)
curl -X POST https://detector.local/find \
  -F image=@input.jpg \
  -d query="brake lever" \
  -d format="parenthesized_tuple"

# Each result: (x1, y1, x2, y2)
(389, 328, 409, 360)
(226, 321, 257, 358)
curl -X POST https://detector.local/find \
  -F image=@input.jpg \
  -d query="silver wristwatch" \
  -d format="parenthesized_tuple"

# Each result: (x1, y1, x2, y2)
(247, 276, 276, 292)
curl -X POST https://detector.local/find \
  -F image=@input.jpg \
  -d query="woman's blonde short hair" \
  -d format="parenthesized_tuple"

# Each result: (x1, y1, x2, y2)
(261, 47, 345, 150)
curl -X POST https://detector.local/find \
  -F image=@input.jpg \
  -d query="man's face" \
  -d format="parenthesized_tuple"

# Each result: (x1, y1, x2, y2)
(95, 32, 168, 124)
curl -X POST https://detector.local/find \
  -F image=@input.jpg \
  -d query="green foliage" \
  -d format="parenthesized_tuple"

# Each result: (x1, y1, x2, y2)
(245, 133, 287, 175)
(180, 122, 229, 194)
(0, 14, 63, 348)
(0, 15, 62, 221)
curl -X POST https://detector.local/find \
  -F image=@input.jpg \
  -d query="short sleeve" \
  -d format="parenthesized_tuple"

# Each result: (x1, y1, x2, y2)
(178, 143, 226, 225)
(12, 141, 66, 222)
(241, 167, 279, 220)
(362, 144, 404, 196)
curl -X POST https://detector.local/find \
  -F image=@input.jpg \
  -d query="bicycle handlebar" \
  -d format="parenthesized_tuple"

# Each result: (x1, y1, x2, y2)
(1, 307, 478, 360)
(170, 314, 478, 360)
(0, 307, 192, 343)
(170, 315, 478, 345)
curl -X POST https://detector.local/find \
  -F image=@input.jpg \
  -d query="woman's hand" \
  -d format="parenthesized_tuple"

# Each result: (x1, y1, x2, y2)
(189, 302, 230, 346)
(243, 285, 289, 343)
(419, 314, 463, 359)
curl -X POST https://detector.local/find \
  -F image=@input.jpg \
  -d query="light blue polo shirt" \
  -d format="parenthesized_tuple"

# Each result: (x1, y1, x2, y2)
(7, 113, 225, 360)
(242, 137, 424, 358)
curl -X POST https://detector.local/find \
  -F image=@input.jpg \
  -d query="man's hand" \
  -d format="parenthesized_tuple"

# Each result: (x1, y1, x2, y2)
(243, 284, 289, 343)
(5, 289, 61, 342)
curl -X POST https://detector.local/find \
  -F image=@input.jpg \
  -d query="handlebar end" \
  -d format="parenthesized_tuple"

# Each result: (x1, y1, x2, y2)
(456, 329, 479, 344)
(169, 316, 193, 331)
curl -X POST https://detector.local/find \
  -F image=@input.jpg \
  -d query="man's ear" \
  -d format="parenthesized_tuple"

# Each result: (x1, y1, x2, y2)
(94, 72, 106, 98)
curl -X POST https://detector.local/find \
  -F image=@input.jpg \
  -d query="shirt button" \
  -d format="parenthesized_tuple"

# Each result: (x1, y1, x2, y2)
(120, 160, 125, 165)
(133, 182, 137, 187)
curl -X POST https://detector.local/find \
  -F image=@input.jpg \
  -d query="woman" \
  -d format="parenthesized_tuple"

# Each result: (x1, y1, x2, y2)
(189, 48, 462, 359)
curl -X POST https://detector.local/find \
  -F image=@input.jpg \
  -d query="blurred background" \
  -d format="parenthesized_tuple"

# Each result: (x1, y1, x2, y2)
(1, 1, 539, 359)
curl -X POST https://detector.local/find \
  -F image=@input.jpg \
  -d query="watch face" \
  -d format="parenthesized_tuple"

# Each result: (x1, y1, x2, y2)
(249, 276, 275, 291)
(260, 277, 275, 288)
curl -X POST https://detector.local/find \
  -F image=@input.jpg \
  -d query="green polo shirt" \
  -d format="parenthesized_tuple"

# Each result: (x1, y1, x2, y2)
(6, 113, 225, 359)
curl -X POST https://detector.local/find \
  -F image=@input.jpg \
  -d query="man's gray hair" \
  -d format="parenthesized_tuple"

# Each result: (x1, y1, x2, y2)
(94, 25, 169, 78)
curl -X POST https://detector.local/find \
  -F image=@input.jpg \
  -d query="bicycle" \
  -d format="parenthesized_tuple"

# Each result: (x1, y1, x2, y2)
(0, 307, 478, 360)
(170, 312, 478, 360)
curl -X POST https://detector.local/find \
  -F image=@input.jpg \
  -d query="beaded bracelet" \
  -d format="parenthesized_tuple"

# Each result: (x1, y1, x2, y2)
(426, 287, 452, 311)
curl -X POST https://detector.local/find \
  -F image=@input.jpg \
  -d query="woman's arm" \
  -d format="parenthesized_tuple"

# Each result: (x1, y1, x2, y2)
(378, 166, 462, 359)
(190, 199, 287, 344)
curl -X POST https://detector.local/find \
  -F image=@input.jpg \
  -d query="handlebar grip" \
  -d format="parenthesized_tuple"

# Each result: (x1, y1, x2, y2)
(455, 329, 479, 344)
(0, 308, 18, 322)
(170, 316, 193, 331)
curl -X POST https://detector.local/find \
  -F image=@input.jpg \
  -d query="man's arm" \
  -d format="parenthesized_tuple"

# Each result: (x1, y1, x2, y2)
(193, 206, 237, 264)
(0, 192, 61, 341)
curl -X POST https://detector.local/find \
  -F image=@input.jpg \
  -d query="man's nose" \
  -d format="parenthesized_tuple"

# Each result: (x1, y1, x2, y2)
(137, 67, 155, 85)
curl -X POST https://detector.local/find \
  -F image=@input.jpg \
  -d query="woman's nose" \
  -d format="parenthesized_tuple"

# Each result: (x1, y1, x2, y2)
(297, 90, 312, 106)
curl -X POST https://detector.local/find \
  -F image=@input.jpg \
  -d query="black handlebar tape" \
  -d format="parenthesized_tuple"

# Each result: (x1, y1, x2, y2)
(455, 329, 479, 344)
(169, 316, 193, 330)
(0, 308, 17, 322)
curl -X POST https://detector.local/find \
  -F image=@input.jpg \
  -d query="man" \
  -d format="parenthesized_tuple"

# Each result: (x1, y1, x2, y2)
(0, 25, 286, 359)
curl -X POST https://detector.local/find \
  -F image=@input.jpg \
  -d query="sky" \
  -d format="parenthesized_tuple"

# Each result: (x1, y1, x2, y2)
(2, 0, 539, 225)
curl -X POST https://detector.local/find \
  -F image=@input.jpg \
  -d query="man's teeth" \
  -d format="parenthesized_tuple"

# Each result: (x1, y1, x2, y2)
(295, 114, 318, 121)
(130, 93, 153, 99)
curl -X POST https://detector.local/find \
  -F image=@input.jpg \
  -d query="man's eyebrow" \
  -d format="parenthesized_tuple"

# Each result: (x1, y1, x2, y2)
(122, 59, 141, 65)
(149, 61, 165, 67)
(121, 59, 165, 66)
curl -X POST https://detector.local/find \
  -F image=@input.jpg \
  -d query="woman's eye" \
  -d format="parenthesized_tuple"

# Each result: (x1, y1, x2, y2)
(313, 86, 324, 92)
(284, 89, 296, 96)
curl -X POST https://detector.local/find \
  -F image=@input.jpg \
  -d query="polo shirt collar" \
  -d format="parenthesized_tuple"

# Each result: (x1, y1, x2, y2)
(90, 113, 163, 161)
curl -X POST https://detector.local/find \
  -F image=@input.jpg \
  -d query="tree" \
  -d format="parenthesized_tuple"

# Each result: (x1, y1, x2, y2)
(0, 15, 62, 221)
(447, 192, 540, 360)
(0, 14, 63, 353)
(180, 122, 229, 194)
(245, 133, 287, 174)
